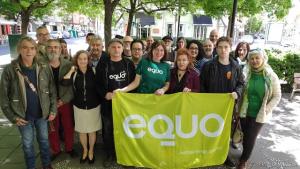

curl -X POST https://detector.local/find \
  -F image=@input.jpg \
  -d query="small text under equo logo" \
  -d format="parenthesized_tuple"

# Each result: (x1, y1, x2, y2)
(147, 67, 163, 74)
(109, 71, 126, 80)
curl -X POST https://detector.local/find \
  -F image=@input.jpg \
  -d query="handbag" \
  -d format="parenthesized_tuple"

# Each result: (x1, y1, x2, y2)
(232, 116, 243, 144)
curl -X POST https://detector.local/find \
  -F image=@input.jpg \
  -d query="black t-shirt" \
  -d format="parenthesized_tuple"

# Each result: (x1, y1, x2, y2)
(107, 60, 129, 92)
(217, 62, 233, 93)
(51, 66, 60, 97)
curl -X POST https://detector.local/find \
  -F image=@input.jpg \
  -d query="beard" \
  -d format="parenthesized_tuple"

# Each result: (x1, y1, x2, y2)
(47, 53, 60, 61)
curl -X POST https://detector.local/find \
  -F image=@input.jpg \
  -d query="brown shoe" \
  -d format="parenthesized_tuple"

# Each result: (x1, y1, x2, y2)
(237, 160, 247, 169)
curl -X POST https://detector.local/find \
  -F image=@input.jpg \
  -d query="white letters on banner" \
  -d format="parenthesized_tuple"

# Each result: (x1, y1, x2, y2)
(123, 113, 225, 146)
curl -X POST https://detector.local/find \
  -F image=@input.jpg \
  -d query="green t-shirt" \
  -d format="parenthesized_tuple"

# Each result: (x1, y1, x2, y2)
(247, 72, 266, 118)
(136, 58, 170, 93)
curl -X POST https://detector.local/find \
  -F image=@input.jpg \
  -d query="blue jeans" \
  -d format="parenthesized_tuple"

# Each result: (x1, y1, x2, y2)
(18, 118, 51, 169)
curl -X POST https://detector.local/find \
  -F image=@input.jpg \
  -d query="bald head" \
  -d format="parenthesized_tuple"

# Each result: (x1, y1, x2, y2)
(209, 29, 219, 46)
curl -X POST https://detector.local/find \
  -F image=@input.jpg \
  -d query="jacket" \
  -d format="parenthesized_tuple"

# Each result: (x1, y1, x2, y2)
(61, 66, 100, 109)
(200, 57, 245, 98)
(168, 68, 200, 93)
(0, 58, 57, 123)
(239, 65, 281, 123)
(54, 57, 74, 103)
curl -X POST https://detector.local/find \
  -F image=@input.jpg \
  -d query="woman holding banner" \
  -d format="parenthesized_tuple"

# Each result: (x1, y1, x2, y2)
(116, 41, 170, 95)
(167, 48, 199, 93)
(237, 49, 281, 169)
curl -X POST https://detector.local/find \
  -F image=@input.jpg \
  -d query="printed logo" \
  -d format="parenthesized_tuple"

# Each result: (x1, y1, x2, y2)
(147, 67, 163, 74)
(109, 71, 126, 80)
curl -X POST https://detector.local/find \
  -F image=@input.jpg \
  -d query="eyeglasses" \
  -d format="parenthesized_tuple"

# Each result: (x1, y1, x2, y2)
(132, 48, 143, 52)
(189, 47, 198, 50)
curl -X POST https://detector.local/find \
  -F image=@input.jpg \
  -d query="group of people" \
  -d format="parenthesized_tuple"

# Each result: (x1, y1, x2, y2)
(0, 26, 281, 169)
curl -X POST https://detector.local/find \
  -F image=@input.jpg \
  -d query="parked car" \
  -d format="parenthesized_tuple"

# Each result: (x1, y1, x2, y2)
(27, 32, 37, 41)
(78, 30, 85, 37)
(62, 31, 71, 39)
(50, 31, 62, 39)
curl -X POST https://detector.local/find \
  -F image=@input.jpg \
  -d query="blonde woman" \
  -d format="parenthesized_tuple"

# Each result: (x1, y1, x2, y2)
(238, 49, 281, 169)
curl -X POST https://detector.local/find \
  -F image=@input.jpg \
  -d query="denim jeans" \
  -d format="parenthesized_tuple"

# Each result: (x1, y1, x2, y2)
(18, 118, 51, 169)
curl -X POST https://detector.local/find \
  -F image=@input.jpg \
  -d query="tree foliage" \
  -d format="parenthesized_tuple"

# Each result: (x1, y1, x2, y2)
(245, 16, 263, 34)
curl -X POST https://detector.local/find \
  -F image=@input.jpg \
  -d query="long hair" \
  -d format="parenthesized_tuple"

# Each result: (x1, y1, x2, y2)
(186, 40, 205, 61)
(235, 42, 250, 60)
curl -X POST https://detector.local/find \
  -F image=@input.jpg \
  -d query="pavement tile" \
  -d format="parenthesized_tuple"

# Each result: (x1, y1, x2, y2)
(0, 135, 21, 148)
(0, 126, 13, 136)
(0, 148, 12, 163)
(0, 163, 26, 169)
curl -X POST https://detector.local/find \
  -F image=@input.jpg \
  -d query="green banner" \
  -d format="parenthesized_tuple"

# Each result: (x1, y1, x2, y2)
(112, 92, 234, 169)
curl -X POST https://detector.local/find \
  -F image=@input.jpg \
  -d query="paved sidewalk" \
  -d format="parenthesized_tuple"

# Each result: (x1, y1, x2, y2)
(0, 93, 300, 169)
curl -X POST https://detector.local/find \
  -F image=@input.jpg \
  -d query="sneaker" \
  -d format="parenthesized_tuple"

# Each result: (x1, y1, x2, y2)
(224, 157, 236, 168)
(50, 152, 61, 161)
(67, 149, 79, 158)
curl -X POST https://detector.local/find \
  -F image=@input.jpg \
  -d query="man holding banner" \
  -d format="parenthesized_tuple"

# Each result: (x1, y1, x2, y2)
(200, 36, 245, 168)
(95, 38, 136, 167)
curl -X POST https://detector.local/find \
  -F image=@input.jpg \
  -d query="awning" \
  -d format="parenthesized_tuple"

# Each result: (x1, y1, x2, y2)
(0, 18, 17, 25)
(193, 15, 212, 25)
(135, 12, 155, 27)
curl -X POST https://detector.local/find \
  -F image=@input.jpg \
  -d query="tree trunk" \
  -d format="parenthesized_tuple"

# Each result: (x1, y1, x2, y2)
(103, 0, 120, 50)
(226, 15, 232, 37)
(21, 11, 30, 35)
(104, 2, 113, 50)
(126, 10, 135, 36)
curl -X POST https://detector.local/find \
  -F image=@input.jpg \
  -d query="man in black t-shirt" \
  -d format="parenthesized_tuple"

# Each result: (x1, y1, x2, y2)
(200, 36, 245, 169)
(95, 38, 136, 167)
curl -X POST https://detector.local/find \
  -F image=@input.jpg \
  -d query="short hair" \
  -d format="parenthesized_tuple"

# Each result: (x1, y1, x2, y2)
(86, 32, 95, 39)
(216, 36, 232, 47)
(46, 39, 61, 48)
(17, 36, 37, 54)
(235, 42, 250, 59)
(58, 38, 67, 44)
(131, 39, 144, 50)
(148, 41, 167, 61)
(89, 35, 103, 45)
(36, 25, 48, 32)
(175, 48, 194, 69)
(72, 50, 90, 67)
(108, 38, 123, 47)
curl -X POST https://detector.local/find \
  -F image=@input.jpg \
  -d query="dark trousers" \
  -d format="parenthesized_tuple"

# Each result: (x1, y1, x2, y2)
(240, 116, 264, 161)
(101, 100, 116, 157)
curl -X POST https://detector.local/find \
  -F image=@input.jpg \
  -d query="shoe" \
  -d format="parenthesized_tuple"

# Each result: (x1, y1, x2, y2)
(237, 160, 247, 169)
(67, 149, 78, 158)
(88, 155, 95, 164)
(50, 152, 61, 161)
(80, 155, 88, 164)
(224, 157, 236, 168)
(103, 155, 114, 167)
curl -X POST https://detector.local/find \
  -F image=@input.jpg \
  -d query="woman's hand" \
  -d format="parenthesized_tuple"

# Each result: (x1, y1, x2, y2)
(155, 88, 165, 95)
(183, 87, 191, 92)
